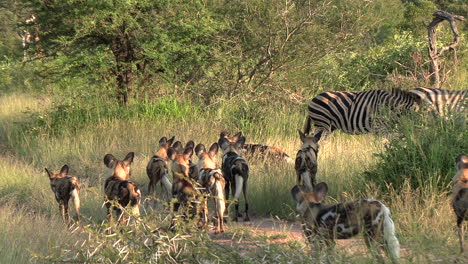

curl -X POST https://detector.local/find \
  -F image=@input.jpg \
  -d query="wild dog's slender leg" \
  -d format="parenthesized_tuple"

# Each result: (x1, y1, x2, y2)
(116, 208, 126, 225)
(231, 180, 241, 221)
(242, 180, 250, 221)
(106, 202, 113, 224)
(364, 228, 385, 263)
(59, 201, 65, 223)
(64, 200, 70, 224)
(148, 179, 155, 197)
(458, 216, 465, 254)
(224, 180, 230, 202)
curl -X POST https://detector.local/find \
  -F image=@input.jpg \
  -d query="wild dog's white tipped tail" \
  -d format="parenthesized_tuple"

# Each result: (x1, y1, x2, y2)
(132, 189, 141, 216)
(215, 181, 226, 217)
(381, 203, 400, 263)
(234, 174, 244, 200)
(285, 156, 294, 164)
(70, 188, 80, 211)
(162, 173, 172, 193)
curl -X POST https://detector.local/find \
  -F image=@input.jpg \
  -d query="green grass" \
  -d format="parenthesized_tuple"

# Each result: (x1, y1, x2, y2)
(1, 92, 467, 263)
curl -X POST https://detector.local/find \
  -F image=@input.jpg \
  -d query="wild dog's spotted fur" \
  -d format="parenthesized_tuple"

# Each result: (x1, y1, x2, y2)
(291, 183, 400, 263)
(452, 154, 468, 253)
(195, 143, 226, 234)
(218, 132, 250, 222)
(242, 144, 293, 163)
(147, 136, 175, 198)
(104, 152, 141, 224)
(295, 130, 323, 192)
(221, 131, 292, 163)
(168, 146, 202, 225)
(45, 165, 80, 224)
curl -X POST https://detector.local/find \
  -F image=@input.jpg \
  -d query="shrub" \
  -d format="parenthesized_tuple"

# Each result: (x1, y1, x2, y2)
(365, 111, 467, 192)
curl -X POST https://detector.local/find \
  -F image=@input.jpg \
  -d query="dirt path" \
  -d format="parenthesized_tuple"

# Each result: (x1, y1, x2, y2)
(209, 217, 367, 252)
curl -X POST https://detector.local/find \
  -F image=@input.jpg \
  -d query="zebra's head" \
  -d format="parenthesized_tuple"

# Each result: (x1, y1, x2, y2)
(388, 88, 421, 112)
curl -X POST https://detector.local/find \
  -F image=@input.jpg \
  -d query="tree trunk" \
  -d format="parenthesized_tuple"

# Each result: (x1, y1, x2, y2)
(111, 27, 134, 106)
(426, 11, 465, 88)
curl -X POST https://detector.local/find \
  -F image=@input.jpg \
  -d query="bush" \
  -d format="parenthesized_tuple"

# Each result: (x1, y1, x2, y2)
(365, 111, 467, 192)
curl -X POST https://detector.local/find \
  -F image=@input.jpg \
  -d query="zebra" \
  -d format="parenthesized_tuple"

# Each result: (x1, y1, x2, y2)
(303, 89, 417, 137)
(409, 87, 467, 116)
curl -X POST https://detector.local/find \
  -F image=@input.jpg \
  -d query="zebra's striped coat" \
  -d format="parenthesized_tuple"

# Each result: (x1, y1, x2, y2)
(304, 89, 416, 136)
(410, 87, 467, 116)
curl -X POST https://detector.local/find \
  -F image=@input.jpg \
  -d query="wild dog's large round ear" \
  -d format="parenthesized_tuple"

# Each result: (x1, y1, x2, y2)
(172, 141, 183, 154)
(219, 131, 229, 139)
(456, 154, 468, 170)
(158, 137, 168, 146)
(167, 148, 176, 161)
(218, 137, 229, 151)
(313, 130, 324, 143)
(59, 165, 69, 176)
(45, 168, 53, 178)
(104, 154, 117, 168)
(185, 140, 195, 150)
(236, 136, 246, 148)
(183, 147, 193, 161)
(232, 132, 242, 142)
(313, 182, 328, 202)
(195, 143, 206, 157)
(167, 136, 176, 146)
(208, 143, 219, 158)
(291, 185, 302, 202)
(298, 129, 306, 143)
(123, 152, 135, 166)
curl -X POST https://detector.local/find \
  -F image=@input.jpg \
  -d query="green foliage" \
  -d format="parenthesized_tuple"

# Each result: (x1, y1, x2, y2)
(29, 95, 201, 136)
(365, 112, 467, 192)
(402, 0, 438, 34)
(0, 7, 22, 59)
(312, 32, 427, 91)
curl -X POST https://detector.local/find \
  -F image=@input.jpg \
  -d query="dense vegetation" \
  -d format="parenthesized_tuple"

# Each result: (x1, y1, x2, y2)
(0, 0, 466, 263)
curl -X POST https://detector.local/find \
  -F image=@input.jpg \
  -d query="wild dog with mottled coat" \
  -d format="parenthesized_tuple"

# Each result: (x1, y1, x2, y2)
(291, 183, 400, 263)
(104, 152, 141, 224)
(220, 131, 292, 164)
(295, 130, 323, 192)
(147, 136, 175, 199)
(167, 146, 202, 224)
(45, 165, 80, 223)
(452, 154, 468, 254)
(195, 143, 226, 233)
(218, 132, 250, 222)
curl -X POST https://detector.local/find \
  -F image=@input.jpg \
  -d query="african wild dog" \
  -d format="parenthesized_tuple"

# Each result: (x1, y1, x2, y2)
(171, 140, 199, 181)
(45, 165, 80, 223)
(147, 136, 175, 199)
(291, 183, 400, 263)
(167, 146, 202, 226)
(221, 131, 292, 163)
(195, 143, 226, 233)
(218, 132, 250, 222)
(104, 152, 141, 224)
(452, 154, 468, 253)
(295, 130, 323, 192)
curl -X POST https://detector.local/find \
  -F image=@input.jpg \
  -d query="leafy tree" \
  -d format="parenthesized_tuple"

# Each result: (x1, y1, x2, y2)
(20, 0, 222, 105)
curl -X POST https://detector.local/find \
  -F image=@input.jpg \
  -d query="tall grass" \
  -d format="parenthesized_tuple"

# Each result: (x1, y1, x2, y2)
(1, 92, 467, 263)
